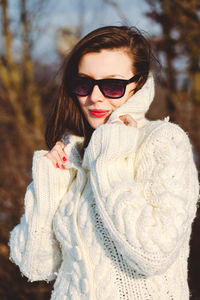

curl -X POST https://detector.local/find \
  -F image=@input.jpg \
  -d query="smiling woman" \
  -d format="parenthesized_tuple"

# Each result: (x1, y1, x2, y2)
(75, 49, 138, 129)
(45, 25, 151, 150)
(9, 26, 199, 300)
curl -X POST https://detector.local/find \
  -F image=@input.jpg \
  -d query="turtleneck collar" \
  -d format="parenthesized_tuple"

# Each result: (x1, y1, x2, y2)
(63, 73, 155, 168)
(107, 73, 155, 128)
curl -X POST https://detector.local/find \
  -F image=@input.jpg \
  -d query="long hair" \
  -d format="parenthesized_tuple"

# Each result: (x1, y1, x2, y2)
(45, 26, 154, 149)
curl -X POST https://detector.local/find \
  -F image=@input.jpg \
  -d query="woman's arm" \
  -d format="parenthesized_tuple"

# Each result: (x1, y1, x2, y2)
(9, 150, 76, 282)
(83, 121, 199, 276)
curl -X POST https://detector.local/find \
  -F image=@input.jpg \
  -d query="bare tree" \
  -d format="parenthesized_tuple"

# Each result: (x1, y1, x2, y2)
(147, 0, 200, 167)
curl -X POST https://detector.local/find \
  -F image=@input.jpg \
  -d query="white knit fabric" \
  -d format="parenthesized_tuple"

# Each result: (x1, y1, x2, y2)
(9, 75, 199, 299)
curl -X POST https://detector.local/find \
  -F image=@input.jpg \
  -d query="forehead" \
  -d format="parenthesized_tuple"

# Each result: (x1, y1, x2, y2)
(78, 49, 133, 78)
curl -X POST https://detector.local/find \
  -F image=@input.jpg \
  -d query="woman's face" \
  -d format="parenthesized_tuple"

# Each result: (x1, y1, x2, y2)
(77, 49, 136, 129)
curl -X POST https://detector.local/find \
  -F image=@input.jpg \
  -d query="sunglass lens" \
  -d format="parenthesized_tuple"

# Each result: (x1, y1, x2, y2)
(72, 78, 91, 96)
(102, 81, 124, 98)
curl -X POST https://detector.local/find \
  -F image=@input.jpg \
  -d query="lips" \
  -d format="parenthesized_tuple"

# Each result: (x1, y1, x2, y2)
(89, 109, 109, 118)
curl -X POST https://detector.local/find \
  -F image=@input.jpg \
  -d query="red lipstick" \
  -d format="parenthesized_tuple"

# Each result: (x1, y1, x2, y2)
(89, 109, 109, 118)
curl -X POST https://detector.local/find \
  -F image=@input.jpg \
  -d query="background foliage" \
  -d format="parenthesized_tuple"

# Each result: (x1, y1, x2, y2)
(0, 0, 200, 299)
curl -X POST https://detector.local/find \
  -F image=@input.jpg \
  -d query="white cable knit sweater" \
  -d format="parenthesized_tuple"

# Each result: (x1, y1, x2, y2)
(9, 75, 199, 300)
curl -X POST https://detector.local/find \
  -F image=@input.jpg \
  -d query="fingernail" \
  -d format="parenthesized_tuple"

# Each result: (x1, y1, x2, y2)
(63, 156, 67, 162)
(56, 163, 59, 168)
(61, 164, 65, 169)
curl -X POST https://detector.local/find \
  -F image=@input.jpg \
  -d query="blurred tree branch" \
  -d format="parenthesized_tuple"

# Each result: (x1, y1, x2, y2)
(0, 1, 53, 298)
(0, 0, 27, 135)
(104, 0, 130, 25)
(20, 0, 44, 134)
(0, 0, 44, 144)
(147, 0, 200, 168)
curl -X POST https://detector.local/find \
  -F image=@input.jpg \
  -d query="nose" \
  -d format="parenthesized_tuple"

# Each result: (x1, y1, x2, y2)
(89, 84, 105, 103)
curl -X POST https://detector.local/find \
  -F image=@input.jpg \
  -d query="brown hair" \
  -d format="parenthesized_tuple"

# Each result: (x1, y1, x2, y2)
(45, 26, 153, 149)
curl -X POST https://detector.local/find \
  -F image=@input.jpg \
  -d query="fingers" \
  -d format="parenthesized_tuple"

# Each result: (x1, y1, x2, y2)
(119, 115, 137, 128)
(110, 115, 137, 127)
(45, 141, 67, 169)
(54, 142, 67, 163)
(110, 120, 122, 125)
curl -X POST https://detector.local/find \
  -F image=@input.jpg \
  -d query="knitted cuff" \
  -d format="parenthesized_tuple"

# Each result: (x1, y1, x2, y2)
(32, 150, 70, 229)
(83, 123, 139, 167)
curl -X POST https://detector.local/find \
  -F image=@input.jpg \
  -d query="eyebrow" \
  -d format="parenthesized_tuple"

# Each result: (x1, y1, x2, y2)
(77, 72, 127, 79)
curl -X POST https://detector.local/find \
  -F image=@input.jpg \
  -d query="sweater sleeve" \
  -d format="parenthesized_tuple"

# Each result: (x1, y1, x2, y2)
(84, 122, 199, 276)
(9, 150, 76, 282)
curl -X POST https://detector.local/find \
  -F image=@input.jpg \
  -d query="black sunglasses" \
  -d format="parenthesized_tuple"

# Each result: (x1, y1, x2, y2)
(71, 74, 141, 99)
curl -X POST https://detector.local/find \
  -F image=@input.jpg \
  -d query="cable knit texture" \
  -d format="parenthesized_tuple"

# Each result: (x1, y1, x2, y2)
(9, 75, 199, 299)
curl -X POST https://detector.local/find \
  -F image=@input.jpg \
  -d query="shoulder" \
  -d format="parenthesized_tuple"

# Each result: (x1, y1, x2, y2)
(144, 119, 191, 146)
(137, 119, 194, 164)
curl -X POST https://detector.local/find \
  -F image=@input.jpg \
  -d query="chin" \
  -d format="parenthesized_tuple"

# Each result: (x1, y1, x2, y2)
(89, 118, 106, 129)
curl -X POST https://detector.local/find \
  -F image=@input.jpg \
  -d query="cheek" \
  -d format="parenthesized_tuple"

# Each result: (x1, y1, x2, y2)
(110, 101, 122, 110)
(111, 85, 135, 108)
(77, 97, 87, 110)
(77, 96, 83, 106)
(110, 96, 130, 109)
(76, 98, 88, 119)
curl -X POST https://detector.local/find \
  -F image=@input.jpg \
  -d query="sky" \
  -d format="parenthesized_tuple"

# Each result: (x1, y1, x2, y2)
(6, 0, 161, 64)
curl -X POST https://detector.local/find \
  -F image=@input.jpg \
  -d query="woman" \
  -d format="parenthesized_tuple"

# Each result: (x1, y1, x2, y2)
(9, 26, 199, 299)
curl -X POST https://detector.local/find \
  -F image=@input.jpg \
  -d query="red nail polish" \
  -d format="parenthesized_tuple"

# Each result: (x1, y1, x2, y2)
(63, 156, 67, 162)
(56, 163, 59, 168)
(61, 164, 65, 169)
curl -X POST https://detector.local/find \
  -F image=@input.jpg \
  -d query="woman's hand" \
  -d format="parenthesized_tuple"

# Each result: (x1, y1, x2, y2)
(111, 114, 137, 128)
(45, 141, 67, 169)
